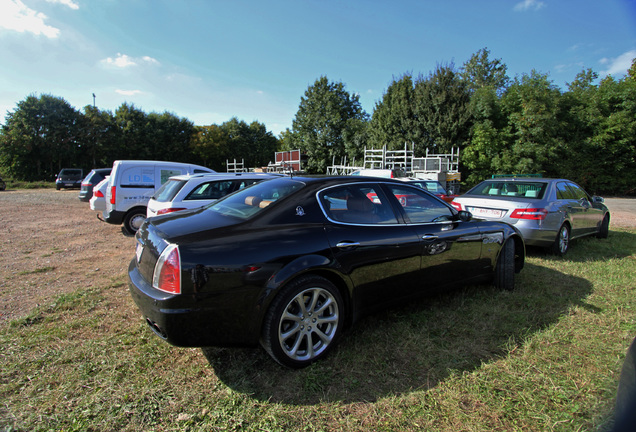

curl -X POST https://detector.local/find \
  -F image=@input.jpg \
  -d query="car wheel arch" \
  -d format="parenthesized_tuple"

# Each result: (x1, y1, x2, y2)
(259, 260, 354, 329)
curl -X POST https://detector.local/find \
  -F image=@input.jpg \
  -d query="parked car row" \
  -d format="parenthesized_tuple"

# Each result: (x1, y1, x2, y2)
(76, 164, 609, 368)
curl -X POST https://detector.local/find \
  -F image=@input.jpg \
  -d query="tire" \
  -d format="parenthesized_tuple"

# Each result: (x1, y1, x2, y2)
(494, 239, 515, 291)
(0, 181, 5, 191)
(261, 275, 343, 368)
(550, 224, 570, 256)
(597, 215, 609, 239)
(123, 208, 146, 236)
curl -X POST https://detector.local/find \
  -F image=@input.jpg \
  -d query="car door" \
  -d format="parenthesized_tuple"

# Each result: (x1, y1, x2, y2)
(555, 181, 586, 237)
(382, 183, 485, 289)
(319, 183, 423, 312)
(566, 181, 603, 234)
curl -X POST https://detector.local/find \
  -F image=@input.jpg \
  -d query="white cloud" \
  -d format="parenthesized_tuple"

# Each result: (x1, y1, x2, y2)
(116, 89, 143, 96)
(0, 0, 60, 38)
(45, 0, 79, 10)
(101, 53, 160, 68)
(514, 0, 545, 12)
(600, 50, 636, 76)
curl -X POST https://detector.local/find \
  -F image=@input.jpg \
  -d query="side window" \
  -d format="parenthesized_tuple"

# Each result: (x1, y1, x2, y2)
(566, 182, 589, 201)
(556, 182, 574, 200)
(186, 181, 233, 200)
(386, 185, 453, 223)
(159, 169, 183, 185)
(319, 184, 398, 225)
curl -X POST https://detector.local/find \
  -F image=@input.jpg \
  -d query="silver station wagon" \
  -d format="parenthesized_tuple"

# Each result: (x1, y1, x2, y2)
(452, 178, 610, 255)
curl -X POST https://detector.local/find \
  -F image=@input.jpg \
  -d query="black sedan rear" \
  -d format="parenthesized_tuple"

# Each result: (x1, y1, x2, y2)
(128, 176, 525, 368)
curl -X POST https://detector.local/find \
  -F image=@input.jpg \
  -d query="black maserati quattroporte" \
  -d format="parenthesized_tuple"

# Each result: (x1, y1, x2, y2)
(129, 176, 525, 368)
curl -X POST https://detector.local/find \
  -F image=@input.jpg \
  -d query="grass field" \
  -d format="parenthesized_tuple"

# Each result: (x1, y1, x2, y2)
(1, 228, 635, 431)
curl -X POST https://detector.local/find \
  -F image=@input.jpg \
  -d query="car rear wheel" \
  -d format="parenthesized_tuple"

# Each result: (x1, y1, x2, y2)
(261, 275, 343, 368)
(597, 215, 610, 239)
(123, 208, 146, 236)
(550, 224, 570, 256)
(494, 239, 515, 291)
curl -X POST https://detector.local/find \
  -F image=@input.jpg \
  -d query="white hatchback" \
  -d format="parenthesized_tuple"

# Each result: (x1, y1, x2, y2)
(146, 173, 279, 217)
(89, 176, 109, 212)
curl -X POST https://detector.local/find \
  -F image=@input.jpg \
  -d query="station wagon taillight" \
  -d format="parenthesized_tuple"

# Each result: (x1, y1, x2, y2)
(152, 244, 181, 294)
(157, 207, 187, 215)
(510, 208, 548, 220)
(94, 189, 104, 198)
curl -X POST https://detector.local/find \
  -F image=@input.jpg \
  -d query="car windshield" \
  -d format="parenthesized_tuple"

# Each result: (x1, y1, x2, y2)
(467, 181, 547, 199)
(61, 169, 82, 177)
(153, 179, 187, 202)
(205, 177, 306, 220)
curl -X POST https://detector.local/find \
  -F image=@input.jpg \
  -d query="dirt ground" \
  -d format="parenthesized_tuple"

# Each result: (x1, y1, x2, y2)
(0, 189, 634, 323)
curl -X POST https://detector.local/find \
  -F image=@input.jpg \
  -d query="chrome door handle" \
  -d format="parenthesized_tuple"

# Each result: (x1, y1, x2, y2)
(336, 241, 360, 248)
(421, 235, 438, 240)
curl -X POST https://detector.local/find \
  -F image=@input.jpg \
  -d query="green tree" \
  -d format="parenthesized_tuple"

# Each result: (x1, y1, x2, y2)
(191, 124, 230, 169)
(221, 117, 279, 169)
(368, 74, 418, 151)
(413, 64, 472, 153)
(0, 94, 83, 180)
(291, 76, 368, 173)
(145, 111, 195, 163)
(461, 48, 509, 93)
(498, 70, 563, 175)
(81, 105, 119, 168)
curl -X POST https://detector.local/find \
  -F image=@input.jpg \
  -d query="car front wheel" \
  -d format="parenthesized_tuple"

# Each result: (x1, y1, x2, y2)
(494, 239, 515, 291)
(550, 224, 570, 256)
(597, 215, 610, 239)
(261, 275, 343, 368)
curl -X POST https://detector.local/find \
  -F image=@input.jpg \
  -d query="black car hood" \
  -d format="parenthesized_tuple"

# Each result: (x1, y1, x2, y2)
(148, 207, 242, 240)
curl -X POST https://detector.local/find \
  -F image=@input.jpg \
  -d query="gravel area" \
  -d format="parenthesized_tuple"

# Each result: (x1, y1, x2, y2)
(0, 188, 634, 323)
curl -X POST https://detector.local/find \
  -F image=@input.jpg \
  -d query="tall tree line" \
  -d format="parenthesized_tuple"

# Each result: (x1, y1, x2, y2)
(0, 97, 279, 181)
(2, 48, 635, 195)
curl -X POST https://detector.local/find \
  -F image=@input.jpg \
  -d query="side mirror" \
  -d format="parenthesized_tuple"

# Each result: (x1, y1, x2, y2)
(592, 196, 604, 203)
(458, 210, 472, 222)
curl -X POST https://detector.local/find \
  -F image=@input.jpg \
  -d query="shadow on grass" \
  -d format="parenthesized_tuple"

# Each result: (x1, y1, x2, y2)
(202, 261, 594, 405)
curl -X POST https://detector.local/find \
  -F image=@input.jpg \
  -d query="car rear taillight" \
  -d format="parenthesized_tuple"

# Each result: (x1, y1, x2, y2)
(451, 201, 463, 211)
(153, 244, 181, 294)
(94, 189, 104, 198)
(157, 207, 187, 215)
(109, 186, 116, 204)
(510, 208, 548, 220)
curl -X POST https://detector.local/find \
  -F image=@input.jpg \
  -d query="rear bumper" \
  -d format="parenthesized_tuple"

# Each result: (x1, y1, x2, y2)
(103, 209, 125, 225)
(127, 260, 258, 348)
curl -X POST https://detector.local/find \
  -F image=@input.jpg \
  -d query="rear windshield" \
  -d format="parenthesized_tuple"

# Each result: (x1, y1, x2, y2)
(467, 181, 547, 199)
(153, 179, 187, 202)
(409, 181, 447, 194)
(205, 178, 306, 220)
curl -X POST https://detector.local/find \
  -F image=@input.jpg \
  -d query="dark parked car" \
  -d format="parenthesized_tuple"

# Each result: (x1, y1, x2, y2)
(452, 178, 610, 255)
(78, 168, 112, 202)
(55, 168, 84, 190)
(129, 176, 525, 368)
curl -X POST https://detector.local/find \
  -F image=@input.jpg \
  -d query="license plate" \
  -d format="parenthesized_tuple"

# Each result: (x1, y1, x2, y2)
(469, 207, 503, 218)
(136, 241, 144, 263)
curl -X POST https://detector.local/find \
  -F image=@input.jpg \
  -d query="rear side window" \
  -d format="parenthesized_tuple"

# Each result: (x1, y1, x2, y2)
(153, 179, 187, 202)
(185, 180, 234, 200)
(319, 184, 398, 224)
(556, 182, 575, 200)
(386, 185, 452, 223)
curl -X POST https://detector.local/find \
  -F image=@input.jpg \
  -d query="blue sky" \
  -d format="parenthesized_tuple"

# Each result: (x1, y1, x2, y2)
(1, 0, 635, 136)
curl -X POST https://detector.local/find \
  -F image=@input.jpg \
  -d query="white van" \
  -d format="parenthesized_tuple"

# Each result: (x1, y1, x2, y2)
(103, 160, 214, 234)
